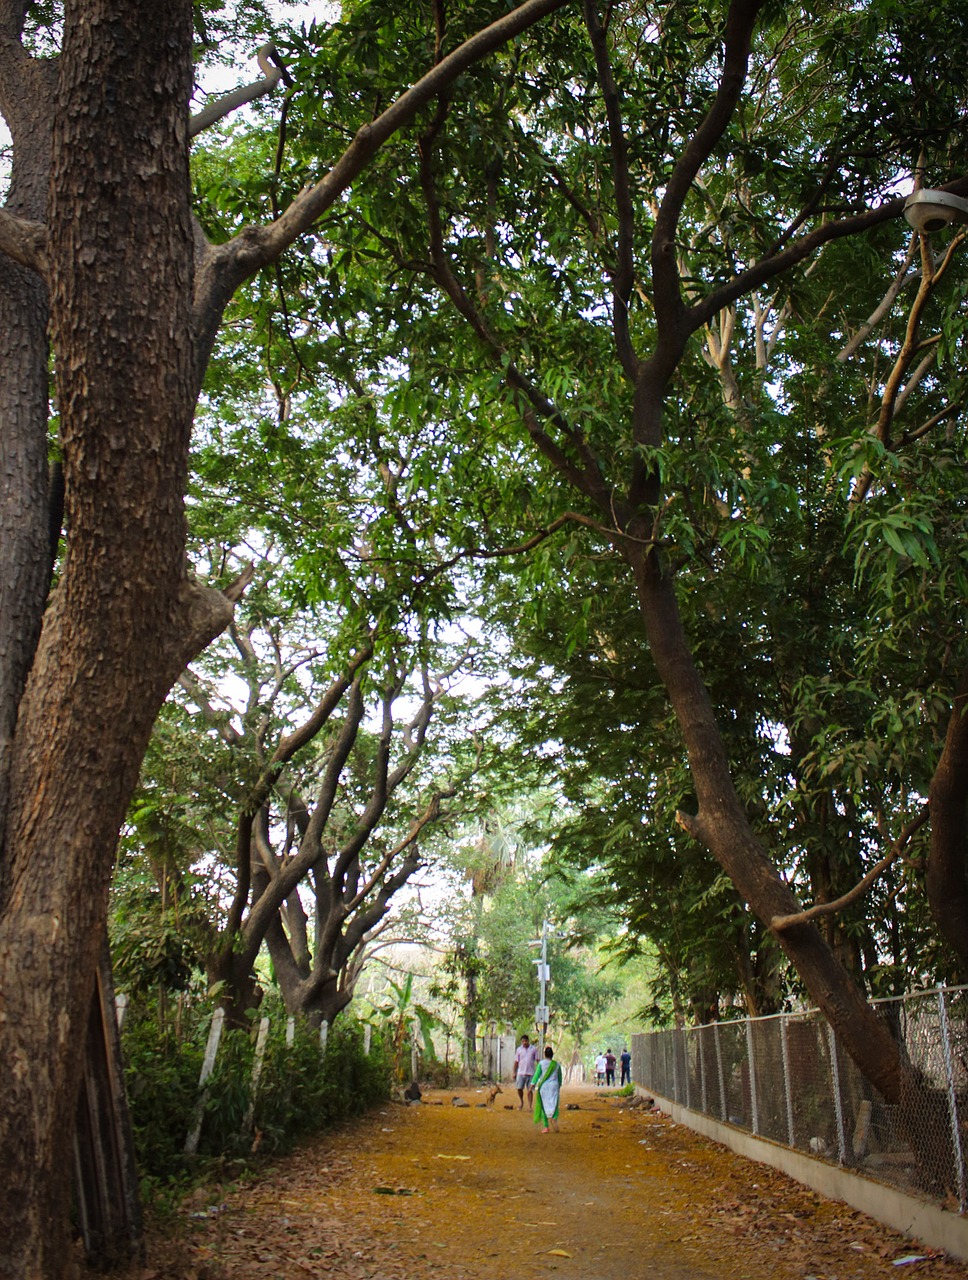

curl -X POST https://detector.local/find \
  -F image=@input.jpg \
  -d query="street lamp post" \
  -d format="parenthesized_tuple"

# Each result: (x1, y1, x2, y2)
(529, 919, 551, 1053)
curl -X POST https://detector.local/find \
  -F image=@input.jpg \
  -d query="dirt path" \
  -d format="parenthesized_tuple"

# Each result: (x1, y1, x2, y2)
(132, 1085, 967, 1280)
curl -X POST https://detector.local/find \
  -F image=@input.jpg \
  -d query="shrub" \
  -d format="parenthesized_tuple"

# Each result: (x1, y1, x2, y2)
(120, 999, 392, 1190)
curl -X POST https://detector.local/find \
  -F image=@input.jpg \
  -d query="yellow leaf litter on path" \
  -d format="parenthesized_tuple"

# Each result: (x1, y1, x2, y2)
(110, 1085, 968, 1280)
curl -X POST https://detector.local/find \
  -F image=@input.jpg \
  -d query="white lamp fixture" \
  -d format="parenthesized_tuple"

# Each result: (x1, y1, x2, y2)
(903, 189, 968, 234)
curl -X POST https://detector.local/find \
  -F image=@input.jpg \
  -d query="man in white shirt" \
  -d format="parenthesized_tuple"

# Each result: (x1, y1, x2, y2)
(512, 1034, 539, 1110)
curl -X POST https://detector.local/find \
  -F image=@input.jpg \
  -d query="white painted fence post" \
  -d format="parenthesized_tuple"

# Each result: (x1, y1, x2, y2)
(244, 1017, 270, 1133)
(185, 1007, 225, 1156)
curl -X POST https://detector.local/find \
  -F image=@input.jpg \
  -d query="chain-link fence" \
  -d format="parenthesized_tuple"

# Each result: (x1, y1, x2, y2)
(631, 985, 968, 1213)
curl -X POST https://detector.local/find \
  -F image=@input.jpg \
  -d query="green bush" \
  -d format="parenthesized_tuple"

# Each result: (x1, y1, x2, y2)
(120, 1000, 392, 1189)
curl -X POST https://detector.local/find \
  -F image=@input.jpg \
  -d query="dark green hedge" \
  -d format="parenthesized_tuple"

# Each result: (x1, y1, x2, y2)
(121, 1002, 391, 1190)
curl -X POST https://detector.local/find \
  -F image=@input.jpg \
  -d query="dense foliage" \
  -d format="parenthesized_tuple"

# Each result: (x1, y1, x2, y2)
(159, 0, 968, 1054)
(121, 998, 391, 1190)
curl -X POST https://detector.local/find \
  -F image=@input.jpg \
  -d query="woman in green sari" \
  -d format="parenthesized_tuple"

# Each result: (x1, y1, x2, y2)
(532, 1045, 562, 1133)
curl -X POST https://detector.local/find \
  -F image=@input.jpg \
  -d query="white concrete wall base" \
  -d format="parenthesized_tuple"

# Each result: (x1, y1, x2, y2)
(641, 1089, 968, 1265)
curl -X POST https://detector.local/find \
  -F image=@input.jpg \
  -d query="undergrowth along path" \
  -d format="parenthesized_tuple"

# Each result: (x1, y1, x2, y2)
(130, 1084, 967, 1279)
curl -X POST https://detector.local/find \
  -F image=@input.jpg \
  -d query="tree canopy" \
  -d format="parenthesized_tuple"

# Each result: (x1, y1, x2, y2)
(3, 0, 968, 1270)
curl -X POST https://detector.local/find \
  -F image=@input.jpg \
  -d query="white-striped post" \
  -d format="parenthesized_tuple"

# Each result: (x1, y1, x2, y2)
(185, 1007, 225, 1156)
(244, 1017, 270, 1133)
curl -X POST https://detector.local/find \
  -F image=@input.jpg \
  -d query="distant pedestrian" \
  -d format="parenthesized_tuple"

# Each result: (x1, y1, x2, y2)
(594, 1051, 607, 1085)
(513, 1034, 539, 1110)
(605, 1049, 616, 1086)
(532, 1045, 562, 1133)
(620, 1047, 632, 1087)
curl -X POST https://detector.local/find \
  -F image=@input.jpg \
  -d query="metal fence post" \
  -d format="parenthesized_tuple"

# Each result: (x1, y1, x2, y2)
(684, 1029, 692, 1109)
(937, 985, 967, 1212)
(699, 1028, 708, 1114)
(672, 1028, 681, 1103)
(745, 1020, 759, 1135)
(780, 1016, 795, 1148)
(714, 1021, 726, 1121)
(827, 1025, 847, 1164)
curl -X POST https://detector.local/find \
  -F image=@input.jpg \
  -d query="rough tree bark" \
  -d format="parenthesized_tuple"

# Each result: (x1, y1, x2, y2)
(0, 9, 56, 860)
(927, 665, 968, 978)
(0, 1, 573, 1270)
(0, 5, 236, 1276)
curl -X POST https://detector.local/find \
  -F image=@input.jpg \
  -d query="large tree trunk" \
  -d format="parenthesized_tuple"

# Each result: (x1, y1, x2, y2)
(0, 4, 231, 1275)
(0, 27, 56, 857)
(927, 664, 968, 978)
(625, 541, 910, 1105)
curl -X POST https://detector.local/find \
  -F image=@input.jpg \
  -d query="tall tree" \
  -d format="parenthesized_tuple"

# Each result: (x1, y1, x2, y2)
(0, 0, 571, 1271)
(325, 0, 968, 1112)
(134, 609, 471, 1028)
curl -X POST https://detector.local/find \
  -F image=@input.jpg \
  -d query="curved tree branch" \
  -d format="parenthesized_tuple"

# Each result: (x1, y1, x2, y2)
(192, 0, 576, 368)
(583, 0, 639, 381)
(770, 806, 929, 932)
(189, 43, 286, 138)
(652, 0, 764, 340)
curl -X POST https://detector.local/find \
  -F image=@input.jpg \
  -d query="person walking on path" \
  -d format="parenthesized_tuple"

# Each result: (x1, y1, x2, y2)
(605, 1049, 616, 1086)
(532, 1045, 562, 1133)
(594, 1051, 606, 1085)
(620, 1047, 632, 1087)
(513, 1033, 538, 1110)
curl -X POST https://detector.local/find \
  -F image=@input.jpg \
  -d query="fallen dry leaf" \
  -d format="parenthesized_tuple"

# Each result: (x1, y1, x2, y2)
(95, 1086, 968, 1280)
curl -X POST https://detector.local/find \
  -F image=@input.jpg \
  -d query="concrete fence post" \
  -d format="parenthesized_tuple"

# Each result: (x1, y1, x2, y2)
(244, 1017, 270, 1133)
(185, 1007, 225, 1156)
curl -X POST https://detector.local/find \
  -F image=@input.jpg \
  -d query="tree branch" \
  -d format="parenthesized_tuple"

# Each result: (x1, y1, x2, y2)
(691, 178, 968, 337)
(836, 243, 918, 362)
(189, 44, 286, 138)
(583, 0, 639, 380)
(0, 207, 47, 276)
(192, 0, 575, 363)
(652, 0, 764, 338)
(770, 806, 928, 932)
